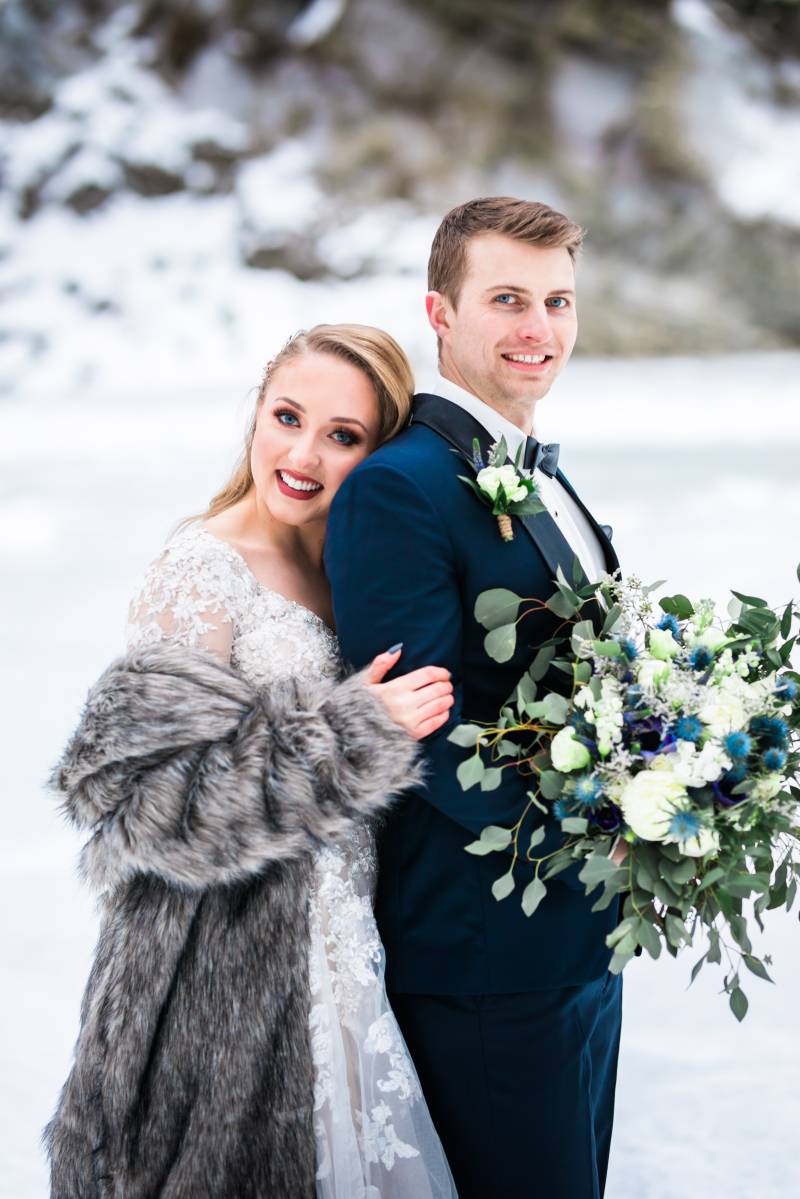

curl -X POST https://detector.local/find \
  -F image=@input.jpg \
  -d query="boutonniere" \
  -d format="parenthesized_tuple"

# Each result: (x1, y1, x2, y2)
(458, 436, 547, 542)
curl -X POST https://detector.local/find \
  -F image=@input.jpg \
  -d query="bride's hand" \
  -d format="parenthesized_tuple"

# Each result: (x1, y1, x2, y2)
(365, 646, 454, 740)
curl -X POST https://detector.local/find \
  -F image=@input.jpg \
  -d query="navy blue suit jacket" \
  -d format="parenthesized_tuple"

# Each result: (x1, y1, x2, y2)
(325, 395, 621, 994)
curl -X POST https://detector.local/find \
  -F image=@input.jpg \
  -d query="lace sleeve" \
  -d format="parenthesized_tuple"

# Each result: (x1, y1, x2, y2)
(125, 529, 242, 663)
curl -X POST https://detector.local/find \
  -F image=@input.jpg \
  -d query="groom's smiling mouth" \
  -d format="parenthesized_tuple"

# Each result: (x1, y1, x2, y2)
(276, 469, 324, 500)
(501, 351, 554, 372)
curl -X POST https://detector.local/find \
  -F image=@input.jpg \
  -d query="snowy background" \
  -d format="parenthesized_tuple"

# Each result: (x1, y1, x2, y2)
(2, 1, 800, 1196)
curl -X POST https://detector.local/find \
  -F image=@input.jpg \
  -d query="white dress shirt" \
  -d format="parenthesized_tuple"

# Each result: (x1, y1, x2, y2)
(430, 374, 608, 585)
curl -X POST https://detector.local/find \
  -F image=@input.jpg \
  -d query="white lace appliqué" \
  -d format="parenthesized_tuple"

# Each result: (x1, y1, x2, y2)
(126, 526, 457, 1199)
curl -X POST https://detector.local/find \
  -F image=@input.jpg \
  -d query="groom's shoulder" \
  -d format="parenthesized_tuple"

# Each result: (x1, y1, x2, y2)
(356, 419, 457, 482)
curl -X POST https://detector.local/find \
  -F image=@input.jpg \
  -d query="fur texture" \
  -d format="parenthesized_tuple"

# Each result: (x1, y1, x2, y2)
(45, 645, 421, 1198)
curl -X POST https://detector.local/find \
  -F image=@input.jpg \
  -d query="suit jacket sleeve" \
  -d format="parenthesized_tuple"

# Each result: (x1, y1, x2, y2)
(325, 458, 584, 890)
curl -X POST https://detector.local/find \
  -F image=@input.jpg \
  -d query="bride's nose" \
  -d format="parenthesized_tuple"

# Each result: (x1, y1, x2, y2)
(287, 434, 322, 472)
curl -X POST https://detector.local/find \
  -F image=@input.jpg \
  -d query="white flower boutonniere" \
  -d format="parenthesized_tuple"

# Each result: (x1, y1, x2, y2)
(459, 436, 546, 542)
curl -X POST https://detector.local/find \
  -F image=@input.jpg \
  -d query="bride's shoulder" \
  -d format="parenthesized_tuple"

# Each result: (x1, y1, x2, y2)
(126, 524, 256, 647)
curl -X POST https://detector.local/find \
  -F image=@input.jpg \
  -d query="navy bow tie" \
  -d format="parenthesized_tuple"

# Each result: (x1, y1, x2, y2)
(523, 437, 560, 476)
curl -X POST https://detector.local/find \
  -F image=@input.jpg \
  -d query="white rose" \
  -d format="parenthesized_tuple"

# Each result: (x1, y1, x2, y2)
(636, 656, 672, 692)
(690, 627, 728, 653)
(675, 826, 720, 858)
(649, 628, 680, 660)
(550, 726, 591, 772)
(476, 464, 528, 503)
(619, 767, 689, 841)
(699, 685, 748, 737)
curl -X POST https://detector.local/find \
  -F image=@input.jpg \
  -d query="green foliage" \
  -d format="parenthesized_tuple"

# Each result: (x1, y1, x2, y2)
(484, 622, 517, 663)
(474, 588, 522, 630)
(659, 593, 694, 619)
(464, 825, 513, 855)
(521, 876, 547, 916)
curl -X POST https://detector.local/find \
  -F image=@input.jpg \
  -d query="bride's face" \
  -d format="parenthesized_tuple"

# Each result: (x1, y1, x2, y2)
(251, 351, 380, 526)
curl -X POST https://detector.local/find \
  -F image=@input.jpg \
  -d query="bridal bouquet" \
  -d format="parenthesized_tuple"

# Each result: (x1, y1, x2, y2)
(451, 566, 800, 1018)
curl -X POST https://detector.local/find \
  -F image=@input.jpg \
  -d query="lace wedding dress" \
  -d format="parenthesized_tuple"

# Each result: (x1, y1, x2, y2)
(126, 524, 457, 1199)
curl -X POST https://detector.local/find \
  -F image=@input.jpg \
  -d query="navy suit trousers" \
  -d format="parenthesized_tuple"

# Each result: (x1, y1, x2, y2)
(389, 974, 623, 1199)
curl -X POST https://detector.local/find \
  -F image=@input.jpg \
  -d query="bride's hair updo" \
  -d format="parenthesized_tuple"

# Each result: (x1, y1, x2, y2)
(199, 323, 414, 522)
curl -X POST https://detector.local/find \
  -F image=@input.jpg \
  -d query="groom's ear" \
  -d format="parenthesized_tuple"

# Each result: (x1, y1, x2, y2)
(426, 290, 452, 339)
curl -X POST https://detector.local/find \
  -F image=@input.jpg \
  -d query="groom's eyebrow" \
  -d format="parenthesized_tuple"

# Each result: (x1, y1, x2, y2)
(272, 395, 369, 433)
(483, 284, 576, 296)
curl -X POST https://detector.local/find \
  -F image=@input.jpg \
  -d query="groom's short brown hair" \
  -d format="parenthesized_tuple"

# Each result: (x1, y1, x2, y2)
(428, 196, 584, 306)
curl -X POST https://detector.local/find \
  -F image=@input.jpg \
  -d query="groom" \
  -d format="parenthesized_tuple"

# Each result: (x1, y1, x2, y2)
(325, 197, 623, 1198)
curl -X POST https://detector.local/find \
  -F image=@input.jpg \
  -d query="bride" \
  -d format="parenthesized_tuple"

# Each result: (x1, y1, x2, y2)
(46, 324, 458, 1198)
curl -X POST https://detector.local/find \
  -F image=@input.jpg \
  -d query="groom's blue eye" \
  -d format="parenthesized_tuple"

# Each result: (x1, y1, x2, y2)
(494, 294, 517, 306)
(546, 296, 569, 308)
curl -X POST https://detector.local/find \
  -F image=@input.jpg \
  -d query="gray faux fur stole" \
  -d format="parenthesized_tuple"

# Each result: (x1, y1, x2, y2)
(45, 645, 421, 1199)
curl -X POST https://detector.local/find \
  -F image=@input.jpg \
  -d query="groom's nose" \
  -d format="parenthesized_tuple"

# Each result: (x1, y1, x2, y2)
(516, 306, 552, 344)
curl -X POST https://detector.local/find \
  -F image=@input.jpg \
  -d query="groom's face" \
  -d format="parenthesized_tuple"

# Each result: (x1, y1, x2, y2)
(427, 232, 578, 420)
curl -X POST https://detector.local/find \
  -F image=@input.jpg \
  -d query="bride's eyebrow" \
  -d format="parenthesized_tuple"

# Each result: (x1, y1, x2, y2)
(273, 396, 368, 434)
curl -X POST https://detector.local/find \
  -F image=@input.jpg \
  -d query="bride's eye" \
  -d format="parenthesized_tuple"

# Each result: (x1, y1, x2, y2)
(275, 409, 300, 426)
(331, 429, 360, 446)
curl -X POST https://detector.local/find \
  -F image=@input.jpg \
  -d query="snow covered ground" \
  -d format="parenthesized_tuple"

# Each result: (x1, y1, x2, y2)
(2, 351, 799, 1197)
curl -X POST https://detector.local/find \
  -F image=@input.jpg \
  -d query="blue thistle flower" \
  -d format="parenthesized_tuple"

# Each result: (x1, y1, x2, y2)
(657, 613, 681, 638)
(689, 646, 713, 671)
(619, 638, 638, 661)
(749, 715, 789, 749)
(553, 798, 572, 821)
(724, 731, 752, 760)
(668, 809, 701, 840)
(763, 747, 787, 771)
(675, 715, 703, 743)
(573, 774, 604, 809)
(775, 676, 798, 702)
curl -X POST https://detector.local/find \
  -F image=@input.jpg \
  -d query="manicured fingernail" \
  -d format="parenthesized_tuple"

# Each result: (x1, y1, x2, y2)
(387, 642, 403, 654)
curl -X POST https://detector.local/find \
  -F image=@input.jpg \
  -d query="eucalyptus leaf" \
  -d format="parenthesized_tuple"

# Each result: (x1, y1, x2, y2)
(521, 876, 547, 917)
(539, 770, 564, 800)
(730, 589, 768, 609)
(660, 594, 694, 619)
(743, 954, 774, 983)
(561, 816, 589, 834)
(689, 954, 706, 984)
(574, 661, 592, 683)
(447, 723, 484, 748)
(542, 692, 569, 724)
(464, 824, 513, 856)
(729, 986, 749, 1022)
(637, 919, 662, 960)
(480, 767, 503, 792)
(608, 950, 635, 975)
(491, 870, 516, 901)
(601, 604, 623, 635)
(530, 643, 556, 682)
(665, 914, 689, 947)
(547, 590, 580, 619)
(606, 917, 638, 948)
(456, 755, 485, 792)
(474, 588, 522, 631)
(528, 825, 546, 851)
(592, 640, 622, 658)
(484, 622, 518, 663)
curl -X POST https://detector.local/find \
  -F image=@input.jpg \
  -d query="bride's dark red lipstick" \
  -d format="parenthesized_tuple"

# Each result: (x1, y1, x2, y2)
(275, 469, 324, 501)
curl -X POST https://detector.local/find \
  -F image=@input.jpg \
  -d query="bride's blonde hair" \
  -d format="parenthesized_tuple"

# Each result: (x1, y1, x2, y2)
(197, 323, 414, 523)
